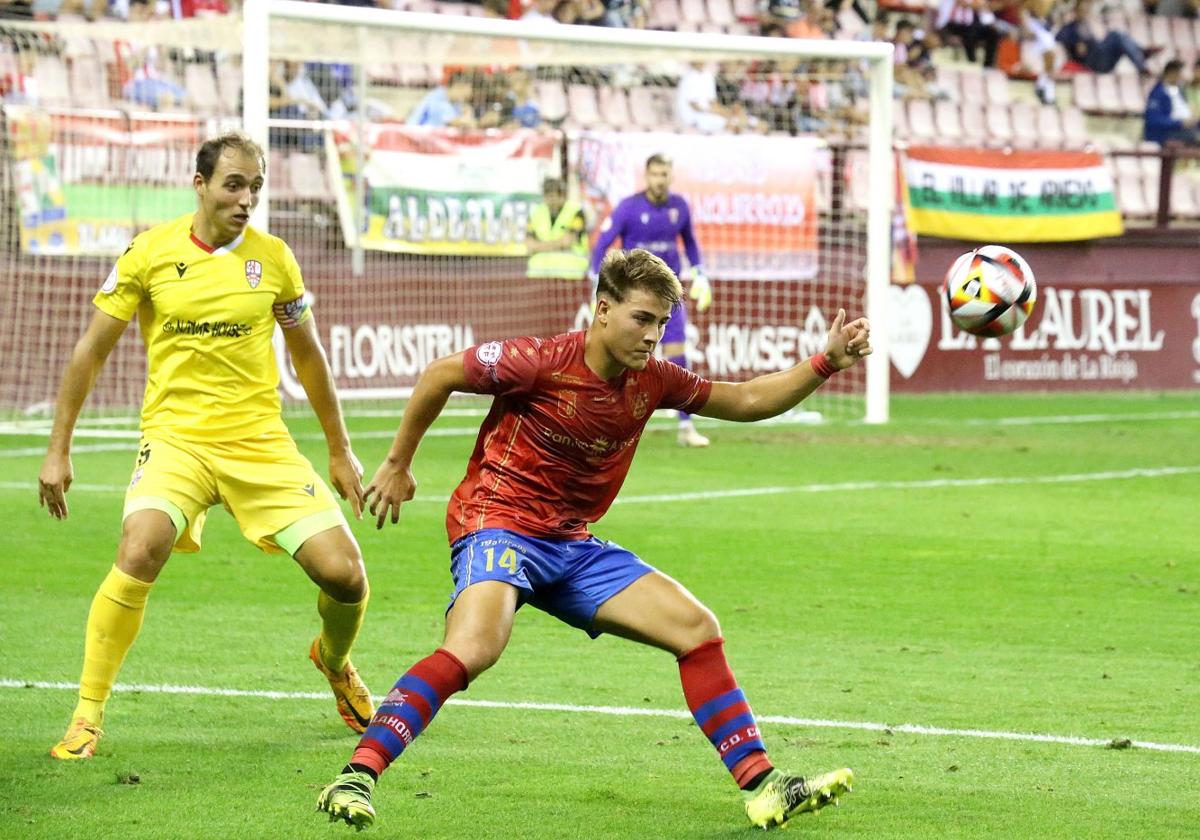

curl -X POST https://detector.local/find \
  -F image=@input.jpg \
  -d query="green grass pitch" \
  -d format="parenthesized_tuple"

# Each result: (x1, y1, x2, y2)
(1, 391, 1197, 839)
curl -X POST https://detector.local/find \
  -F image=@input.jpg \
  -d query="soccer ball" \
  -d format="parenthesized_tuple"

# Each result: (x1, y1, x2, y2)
(942, 245, 1037, 337)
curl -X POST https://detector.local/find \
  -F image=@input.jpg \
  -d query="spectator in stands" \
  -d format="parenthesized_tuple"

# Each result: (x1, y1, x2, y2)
(892, 20, 934, 100)
(122, 47, 188, 110)
(936, 0, 1001, 67)
(0, 0, 34, 19)
(758, 0, 801, 31)
(1143, 0, 1198, 18)
(1144, 58, 1200, 145)
(1029, 0, 1064, 103)
(521, 0, 558, 22)
(1, 47, 38, 104)
(502, 68, 542, 128)
(1187, 58, 1200, 116)
(526, 177, 590, 279)
(545, 0, 603, 22)
(1056, 0, 1147, 75)
(740, 58, 797, 132)
(272, 60, 329, 119)
(779, 0, 832, 38)
(675, 61, 750, 133)
(596, 0, 647, 27)
(406, 71, 478, 128)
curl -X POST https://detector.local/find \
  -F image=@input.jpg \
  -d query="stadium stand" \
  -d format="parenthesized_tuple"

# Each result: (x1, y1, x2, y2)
(3, 0, 1199, 225)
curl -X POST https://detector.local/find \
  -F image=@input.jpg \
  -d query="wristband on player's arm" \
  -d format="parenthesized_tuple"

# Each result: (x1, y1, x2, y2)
(809, 353, 838, 379)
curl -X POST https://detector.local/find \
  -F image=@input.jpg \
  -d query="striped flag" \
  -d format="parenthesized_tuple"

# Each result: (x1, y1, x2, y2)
(904, 147, 1123, 242)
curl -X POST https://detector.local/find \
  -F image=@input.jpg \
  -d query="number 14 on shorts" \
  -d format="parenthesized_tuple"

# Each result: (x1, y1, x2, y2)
(484, 547, 519, 573)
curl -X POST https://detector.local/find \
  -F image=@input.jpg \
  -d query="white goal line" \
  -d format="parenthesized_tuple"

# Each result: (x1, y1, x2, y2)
(2, 678, 1195, 755)
(0, 465, 1197, 499)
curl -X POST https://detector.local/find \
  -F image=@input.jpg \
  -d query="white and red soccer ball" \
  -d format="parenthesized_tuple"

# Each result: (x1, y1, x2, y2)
(942, 245, 1037, 338)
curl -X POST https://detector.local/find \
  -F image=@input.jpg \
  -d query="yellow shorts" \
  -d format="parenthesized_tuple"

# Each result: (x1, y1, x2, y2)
(122, 430, 346, 555)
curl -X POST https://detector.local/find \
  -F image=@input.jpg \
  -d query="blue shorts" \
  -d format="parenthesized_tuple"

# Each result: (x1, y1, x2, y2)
(662, 300, 687, 346)
(448, 529, 656, 638)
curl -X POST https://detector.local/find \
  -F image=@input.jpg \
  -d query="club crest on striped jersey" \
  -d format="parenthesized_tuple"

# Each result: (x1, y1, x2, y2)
(245, 259, 262, 288)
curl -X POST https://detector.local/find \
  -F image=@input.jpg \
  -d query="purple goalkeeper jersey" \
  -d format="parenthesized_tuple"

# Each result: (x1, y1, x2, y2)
(589, 191, 702, 276)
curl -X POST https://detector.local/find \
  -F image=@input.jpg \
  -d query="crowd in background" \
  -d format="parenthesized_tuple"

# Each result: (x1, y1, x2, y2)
(3, 0, 1200, 145)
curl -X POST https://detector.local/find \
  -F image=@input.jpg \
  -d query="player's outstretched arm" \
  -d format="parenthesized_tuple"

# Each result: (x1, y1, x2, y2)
(39, 309, 129, 520)
(284, 318, 365, 519)
(697, 308, 871, 423)
(365, 351, 470, 530)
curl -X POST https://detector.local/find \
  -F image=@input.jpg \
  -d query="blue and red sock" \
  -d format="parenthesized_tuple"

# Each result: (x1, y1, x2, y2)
(350, 648, 468, 777)
(678, 637, 774, 788)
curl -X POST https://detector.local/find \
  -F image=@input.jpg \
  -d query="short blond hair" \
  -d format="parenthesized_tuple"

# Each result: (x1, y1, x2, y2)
(596, 249, 682, 307)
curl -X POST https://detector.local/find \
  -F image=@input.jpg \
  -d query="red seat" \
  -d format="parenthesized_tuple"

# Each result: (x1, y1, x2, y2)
(984, 103, 1014, 146)
(905, 98, 936, 141)
(1060, 106, 1089, 147)
(566, 84, 602, 129)
(1115, 70, 1144, 115)
(597, 86, 632, 126)
(960, 102, 987, 144)
(1008, 101, 1040, 148)
(983, 68, 1011, 105)
(287, 152, 329, 201)
(649, 0, 682, 28)
(69, 53, 110, 108)
(1169, 174, 1200, 217)
(1035, 104, 1065, 148)
(934, 100, 965, 144)
(535, 80, 568, 123)
(706, 0, 736, 26)
(628, 85, 667, 130)
(1071, 73, 1100, 112)
(1115, 171, 1153, 217)
(679, 0, 707, 23)
(959, 69, 985, 105)
(1093, 73, 1123, 115)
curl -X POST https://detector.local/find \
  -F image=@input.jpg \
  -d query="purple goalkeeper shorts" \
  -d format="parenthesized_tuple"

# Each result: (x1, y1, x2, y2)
(662, 300, 687, 347)
(448, 529, 655, 638)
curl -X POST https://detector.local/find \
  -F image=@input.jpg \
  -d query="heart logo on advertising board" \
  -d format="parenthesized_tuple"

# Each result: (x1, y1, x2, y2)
(888, 284, 933, 379)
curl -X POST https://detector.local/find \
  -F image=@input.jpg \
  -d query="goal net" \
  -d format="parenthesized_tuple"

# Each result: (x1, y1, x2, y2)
(0, 3, 893, 429)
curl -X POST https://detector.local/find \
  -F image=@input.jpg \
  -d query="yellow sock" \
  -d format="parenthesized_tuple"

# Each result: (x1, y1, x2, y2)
(317, 586, 368, 674)
(73, 566, 153, 726)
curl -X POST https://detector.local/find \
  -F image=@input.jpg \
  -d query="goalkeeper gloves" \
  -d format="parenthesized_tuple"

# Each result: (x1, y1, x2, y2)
(688, 267, 713, 312)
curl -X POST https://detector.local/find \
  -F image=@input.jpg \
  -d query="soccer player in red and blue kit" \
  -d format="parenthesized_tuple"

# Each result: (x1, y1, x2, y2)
(316, 249, 871, 831)
(590, 153, 714, 447)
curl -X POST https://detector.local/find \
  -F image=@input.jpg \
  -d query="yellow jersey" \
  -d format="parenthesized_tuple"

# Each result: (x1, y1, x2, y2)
(93, 214, 313, 442)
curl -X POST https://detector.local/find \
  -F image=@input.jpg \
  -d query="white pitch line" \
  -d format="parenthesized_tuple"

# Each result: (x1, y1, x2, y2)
(0, 442, 134, 458)
(2, 409, 1197, 439)
(1, 465, 1197, 502)
(2, 678, 1195, 755)
(963, 410, 1200, 427)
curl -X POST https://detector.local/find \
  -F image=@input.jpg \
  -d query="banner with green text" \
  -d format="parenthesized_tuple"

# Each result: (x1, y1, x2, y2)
(328, 126, 560, 256)
(5, 105, 202, 256)
(903, 147, 1123, 243)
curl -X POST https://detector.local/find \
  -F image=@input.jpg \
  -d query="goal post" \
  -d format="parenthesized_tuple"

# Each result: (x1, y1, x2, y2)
(243, 0, 893, 423)
(0, 4, 893, 425)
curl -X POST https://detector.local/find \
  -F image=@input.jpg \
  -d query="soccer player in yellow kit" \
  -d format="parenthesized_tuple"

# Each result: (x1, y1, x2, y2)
(38, 132, 374, 759)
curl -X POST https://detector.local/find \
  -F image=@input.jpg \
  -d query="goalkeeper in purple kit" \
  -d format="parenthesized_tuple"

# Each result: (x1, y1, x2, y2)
(590, 153, 714, 447)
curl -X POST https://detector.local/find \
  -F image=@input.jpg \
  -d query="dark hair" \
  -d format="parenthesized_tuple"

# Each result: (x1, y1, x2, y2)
(1164, 58, 1185, 76)
(596, 249, 681, 307)
(195, 132, 265, 180)
(895, 19, 914, 32)
(542, 177, 565, 193)
(645, 153, 672, 170)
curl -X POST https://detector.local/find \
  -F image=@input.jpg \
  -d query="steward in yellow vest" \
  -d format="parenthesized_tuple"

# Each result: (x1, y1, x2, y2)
(526, 177, 589, 280)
